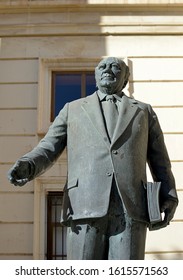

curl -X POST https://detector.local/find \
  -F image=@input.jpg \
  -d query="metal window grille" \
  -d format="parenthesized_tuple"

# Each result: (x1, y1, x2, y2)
(47, 192, 67, 260)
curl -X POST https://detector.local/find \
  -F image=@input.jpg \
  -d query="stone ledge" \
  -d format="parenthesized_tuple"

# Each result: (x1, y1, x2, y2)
(1, 0, 183, 13)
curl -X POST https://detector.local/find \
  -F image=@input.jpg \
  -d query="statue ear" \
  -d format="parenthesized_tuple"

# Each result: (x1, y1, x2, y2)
(123, 65, 130, 89)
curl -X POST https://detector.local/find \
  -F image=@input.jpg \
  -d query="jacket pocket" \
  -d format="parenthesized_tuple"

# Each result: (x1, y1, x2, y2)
(67, 177, 78, 190)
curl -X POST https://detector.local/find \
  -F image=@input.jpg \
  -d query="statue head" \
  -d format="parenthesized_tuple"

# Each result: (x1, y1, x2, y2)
(95, 57, 130, 95)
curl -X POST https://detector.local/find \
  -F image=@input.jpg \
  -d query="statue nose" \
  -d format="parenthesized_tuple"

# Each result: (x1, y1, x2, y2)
(103, 65, 112, 73)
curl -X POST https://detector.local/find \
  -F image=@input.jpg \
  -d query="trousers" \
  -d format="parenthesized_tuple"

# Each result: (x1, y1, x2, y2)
(66, 180, 147, 260)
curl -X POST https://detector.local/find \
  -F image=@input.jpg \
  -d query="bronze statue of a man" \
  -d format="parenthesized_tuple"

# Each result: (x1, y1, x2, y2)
(8, 57, 178, 259)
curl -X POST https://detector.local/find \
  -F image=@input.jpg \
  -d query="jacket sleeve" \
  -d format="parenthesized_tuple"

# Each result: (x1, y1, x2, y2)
(20, 103, 68, 180)
(147, 105, 178, 205)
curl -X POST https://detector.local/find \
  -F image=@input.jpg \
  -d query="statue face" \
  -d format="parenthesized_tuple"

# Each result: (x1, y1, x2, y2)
(95, 57, 128, 95)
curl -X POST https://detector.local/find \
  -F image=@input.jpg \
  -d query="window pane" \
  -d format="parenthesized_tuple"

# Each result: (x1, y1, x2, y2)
(86, 74, 96, 96)
(52, 226, 67, 256)
(54, 74, 81, 117)
(52, 72, 96, 120)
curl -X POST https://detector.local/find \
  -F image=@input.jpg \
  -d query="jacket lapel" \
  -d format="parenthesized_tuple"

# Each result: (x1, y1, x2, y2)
(81, 92, 139, 148)
(81, 92, 110, 147)
(111, 95, 138, 145)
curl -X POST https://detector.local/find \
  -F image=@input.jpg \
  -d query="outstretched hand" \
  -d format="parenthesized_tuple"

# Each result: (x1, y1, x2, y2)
(7, 160, 30, 187)
(150, 199, 178, 230)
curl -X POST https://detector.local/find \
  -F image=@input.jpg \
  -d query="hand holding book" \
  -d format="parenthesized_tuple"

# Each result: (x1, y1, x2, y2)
(145, 182, 178, 231)
(150, 199, 178, 231)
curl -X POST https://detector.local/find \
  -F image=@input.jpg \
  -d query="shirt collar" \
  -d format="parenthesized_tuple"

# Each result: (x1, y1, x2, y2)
(97, 90, 123, 102)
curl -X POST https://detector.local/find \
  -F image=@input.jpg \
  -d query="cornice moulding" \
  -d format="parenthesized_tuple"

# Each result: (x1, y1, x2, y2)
(1, 1, 183, 13)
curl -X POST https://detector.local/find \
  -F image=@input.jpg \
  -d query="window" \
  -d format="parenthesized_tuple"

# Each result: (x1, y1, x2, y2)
(51, 72, 96, 121)
(47, 192, 67, 260)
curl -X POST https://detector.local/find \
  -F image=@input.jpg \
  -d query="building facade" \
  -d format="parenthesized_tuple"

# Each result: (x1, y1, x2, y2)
(0, 0, 183, 259)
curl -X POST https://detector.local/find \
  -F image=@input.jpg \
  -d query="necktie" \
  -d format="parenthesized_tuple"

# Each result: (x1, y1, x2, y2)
(103, 95, 119, 140)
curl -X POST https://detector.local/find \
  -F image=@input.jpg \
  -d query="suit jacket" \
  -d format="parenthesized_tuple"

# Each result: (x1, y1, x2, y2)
(22, 92, 178, 225)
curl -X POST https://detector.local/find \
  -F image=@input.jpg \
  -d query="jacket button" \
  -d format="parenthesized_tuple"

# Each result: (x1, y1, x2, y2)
(106, 172, 112, 176)
(112, 150, 118, 154)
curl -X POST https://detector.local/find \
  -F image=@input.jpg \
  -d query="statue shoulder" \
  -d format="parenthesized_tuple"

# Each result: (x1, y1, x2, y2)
(69, 91, 97, 107)
(127, 95, 152, 111)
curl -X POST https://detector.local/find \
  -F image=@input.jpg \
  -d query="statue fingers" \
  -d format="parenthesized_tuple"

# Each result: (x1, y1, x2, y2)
(13, 178, 29, 187)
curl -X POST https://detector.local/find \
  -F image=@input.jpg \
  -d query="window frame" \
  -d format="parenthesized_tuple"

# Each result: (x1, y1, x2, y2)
(33, 178, 65, 260)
